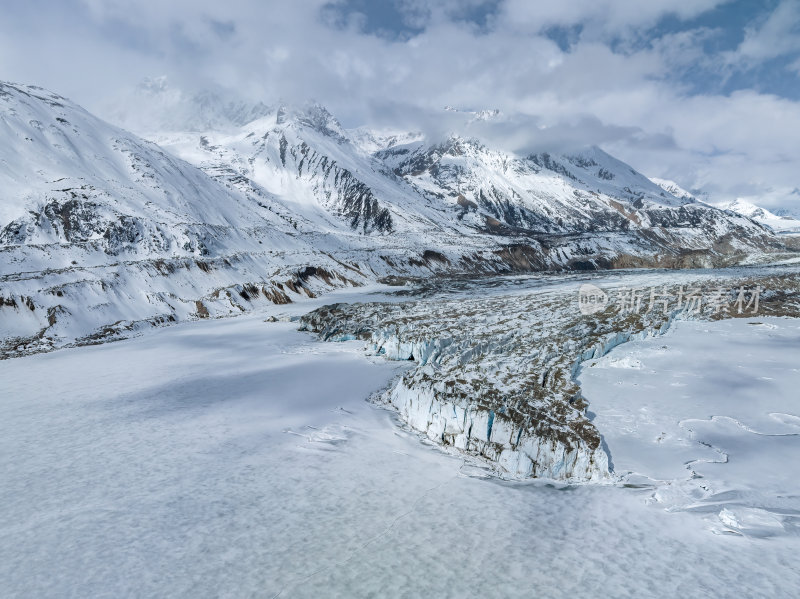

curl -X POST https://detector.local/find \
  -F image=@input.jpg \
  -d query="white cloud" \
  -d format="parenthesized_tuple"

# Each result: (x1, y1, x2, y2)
(726, 0, 800, 66)
(496, 0, 728, 37)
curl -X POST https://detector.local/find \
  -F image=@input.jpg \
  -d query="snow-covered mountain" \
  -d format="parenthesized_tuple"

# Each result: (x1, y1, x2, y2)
(717, 199, 800, 234)
(0, 84, 293, 255)
(774, 205, 800, 220)
(0, 82, 354, 356)
(153, 100, 779, 264)
(0, 81, 788, 356)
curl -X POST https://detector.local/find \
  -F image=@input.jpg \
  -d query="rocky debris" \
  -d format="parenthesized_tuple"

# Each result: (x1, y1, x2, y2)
(301, 268, 800, 481)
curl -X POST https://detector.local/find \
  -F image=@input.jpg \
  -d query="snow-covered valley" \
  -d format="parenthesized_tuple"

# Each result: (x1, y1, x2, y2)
(1, 272, 799, 597)
(6, 0, 800, 593)
(2, 75, 800, 598)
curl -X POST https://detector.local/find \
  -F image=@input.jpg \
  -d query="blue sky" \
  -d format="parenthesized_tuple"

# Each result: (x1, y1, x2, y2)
(1, 0, 799, 208)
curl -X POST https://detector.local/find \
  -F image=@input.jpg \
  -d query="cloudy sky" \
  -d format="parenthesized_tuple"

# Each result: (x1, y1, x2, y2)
(2, 0, 800, 208)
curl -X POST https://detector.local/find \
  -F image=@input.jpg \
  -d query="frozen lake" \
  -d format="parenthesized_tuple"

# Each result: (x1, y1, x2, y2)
(1, 291, 799, 597)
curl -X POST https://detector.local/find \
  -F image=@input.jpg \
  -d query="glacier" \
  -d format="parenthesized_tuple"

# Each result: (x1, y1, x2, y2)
(301, 265, 800, 482)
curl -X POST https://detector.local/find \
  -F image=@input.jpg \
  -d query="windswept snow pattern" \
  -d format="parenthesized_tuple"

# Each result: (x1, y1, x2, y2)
(581, 317, 800, 538)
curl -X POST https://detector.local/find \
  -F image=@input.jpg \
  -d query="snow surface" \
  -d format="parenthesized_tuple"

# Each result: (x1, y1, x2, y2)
(2, 294, 800, 597)
(580, 317, 800, 538)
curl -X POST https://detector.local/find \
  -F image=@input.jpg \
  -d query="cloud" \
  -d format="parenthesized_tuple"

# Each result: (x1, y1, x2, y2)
(0, 0, 798, 207)
(496, 0, 728, 37)
(726, 0, 800, 66)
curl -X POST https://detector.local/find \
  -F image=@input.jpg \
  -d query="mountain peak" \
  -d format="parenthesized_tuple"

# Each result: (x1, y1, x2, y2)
(294, 102, 347, 141)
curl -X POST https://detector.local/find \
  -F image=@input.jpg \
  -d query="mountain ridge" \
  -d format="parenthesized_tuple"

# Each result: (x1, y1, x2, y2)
(0, 80, 792, 357)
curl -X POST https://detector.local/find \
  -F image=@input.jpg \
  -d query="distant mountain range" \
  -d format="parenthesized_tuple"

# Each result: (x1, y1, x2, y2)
(0, 81, 791, 356)
(647, 179, 800, 234)
(715, 198, 800, 234)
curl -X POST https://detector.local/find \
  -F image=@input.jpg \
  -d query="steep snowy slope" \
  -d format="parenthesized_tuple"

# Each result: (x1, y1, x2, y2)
(152, 103, 492, 244)
(0, 83, 366, 356)
(381, 137, 700, 233)
(650, 177, 696, 202)
(0, 82, 305, 255)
